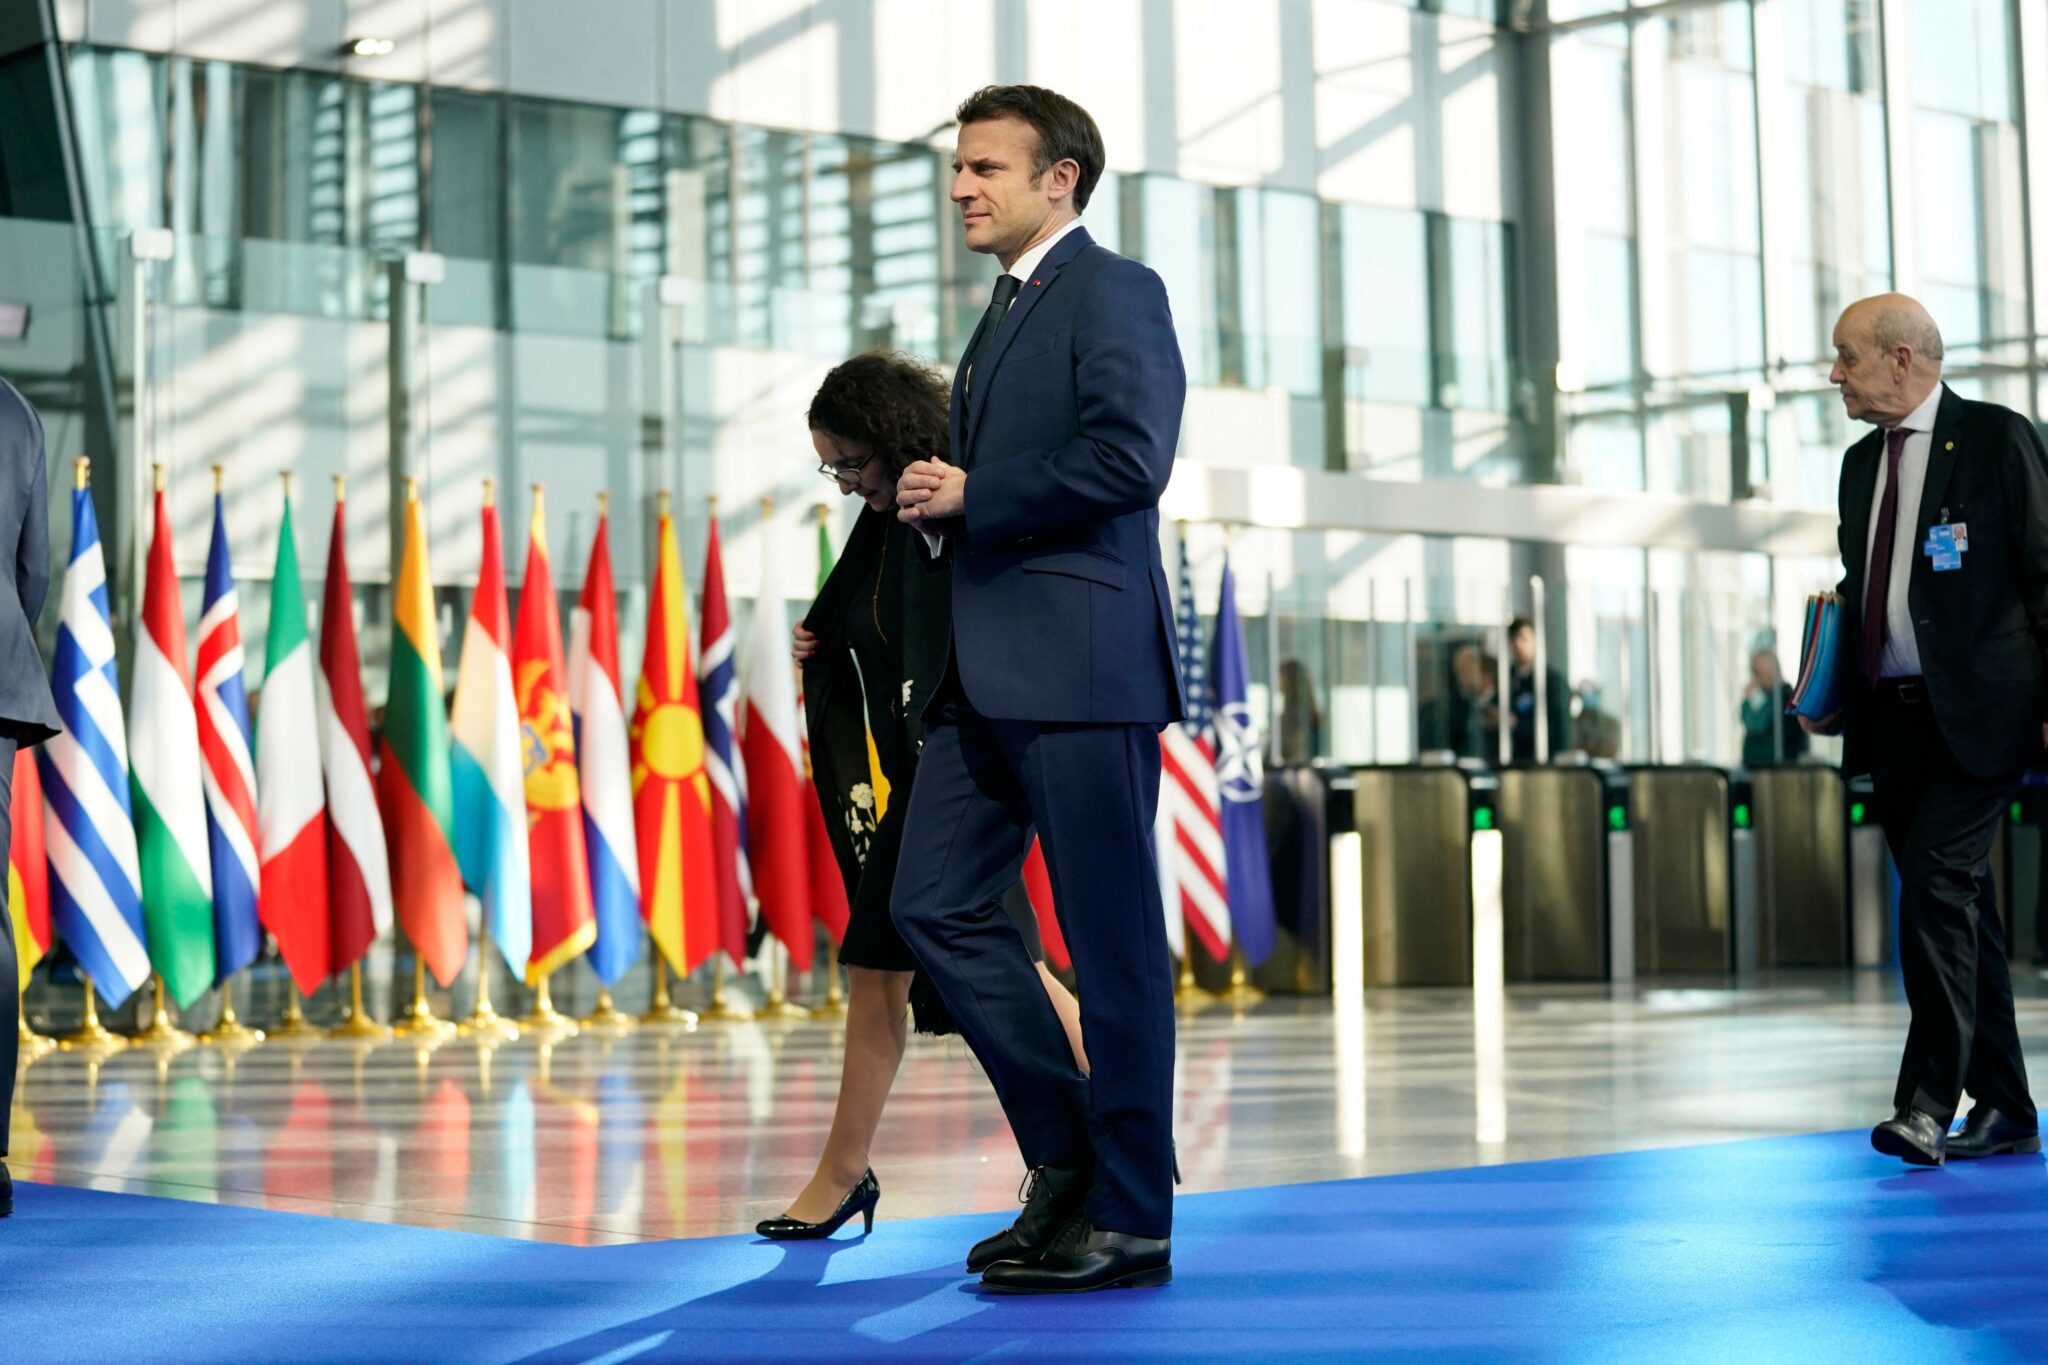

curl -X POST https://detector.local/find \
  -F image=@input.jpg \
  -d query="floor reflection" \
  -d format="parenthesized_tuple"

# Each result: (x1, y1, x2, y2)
(11, 968, 2048, 1244)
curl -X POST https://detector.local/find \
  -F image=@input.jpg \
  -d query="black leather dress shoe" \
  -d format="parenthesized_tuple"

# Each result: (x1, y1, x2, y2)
(966, 1164, 1091, 1273)
(1, 1160, 12, 1218)
(755, 1169, 879, 1240)
(980, 1215, 1171, 1294)
(1871, 1108, 1947, 1166)
(1946, 1107, 2042, 1160)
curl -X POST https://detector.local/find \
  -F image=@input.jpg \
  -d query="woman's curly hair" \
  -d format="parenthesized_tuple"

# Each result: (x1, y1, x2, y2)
(807, 351, 952, 479)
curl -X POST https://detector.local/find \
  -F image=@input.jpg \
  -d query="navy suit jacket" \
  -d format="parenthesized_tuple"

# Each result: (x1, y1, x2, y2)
(0, 378, 58, 745)
(941, 226, 1187, 725)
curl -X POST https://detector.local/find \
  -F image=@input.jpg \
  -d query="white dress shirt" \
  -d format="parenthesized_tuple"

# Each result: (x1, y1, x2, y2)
(1863, 381, 1945, 678)
(920, 216, 1087, 555)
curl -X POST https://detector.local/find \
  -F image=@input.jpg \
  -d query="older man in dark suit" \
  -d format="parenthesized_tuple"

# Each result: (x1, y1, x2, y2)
(0, 375, 60, 1218)
(893, 84, 1186, 1293)
(1805, 294, 2046, 1166)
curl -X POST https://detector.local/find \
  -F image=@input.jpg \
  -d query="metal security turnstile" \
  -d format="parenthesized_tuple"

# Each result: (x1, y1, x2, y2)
(1846, 776, 1894, 965)
(1750, 767, 1850, 967)
(2005, 775, 2046, 964)
(1497, 766, 1634, 983)
(1628, 766, 1738, 974)
(1341, 765, 1500, 987)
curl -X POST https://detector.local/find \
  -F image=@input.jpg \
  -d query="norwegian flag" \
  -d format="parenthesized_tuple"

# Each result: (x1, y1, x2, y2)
(698, 512, 752, 966)
(197, 485, 263, 982)
(1156, 536, 1230, 964)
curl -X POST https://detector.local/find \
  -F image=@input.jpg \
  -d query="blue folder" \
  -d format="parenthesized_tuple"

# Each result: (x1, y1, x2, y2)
(1788, 593, 1845, 720)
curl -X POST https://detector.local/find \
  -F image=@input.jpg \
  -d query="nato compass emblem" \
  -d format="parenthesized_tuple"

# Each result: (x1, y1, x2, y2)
(1213, 701, 1264, 804)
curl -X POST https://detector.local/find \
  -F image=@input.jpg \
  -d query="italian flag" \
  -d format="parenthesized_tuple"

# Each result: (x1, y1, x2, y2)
(257, 485, 331, 993)
(130, 476, 217, 1008)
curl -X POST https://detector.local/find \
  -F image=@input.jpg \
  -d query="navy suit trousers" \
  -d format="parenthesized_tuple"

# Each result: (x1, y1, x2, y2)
(891, 699, 1176, 1239)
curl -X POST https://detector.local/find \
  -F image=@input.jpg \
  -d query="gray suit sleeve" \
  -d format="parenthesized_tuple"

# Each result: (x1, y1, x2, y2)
(16, 398, 49, 626)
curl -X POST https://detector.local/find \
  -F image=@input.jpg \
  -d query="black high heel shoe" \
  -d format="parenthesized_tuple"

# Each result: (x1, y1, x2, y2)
(756, 1169, 880, 1240)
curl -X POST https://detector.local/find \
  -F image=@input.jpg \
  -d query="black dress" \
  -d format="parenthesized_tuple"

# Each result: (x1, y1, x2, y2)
(802, 509, 1041, 1027)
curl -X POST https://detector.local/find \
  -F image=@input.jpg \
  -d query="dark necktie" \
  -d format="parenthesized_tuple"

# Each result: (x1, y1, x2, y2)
(1861, 426, 1911, 684)
(964, 273, 1022, 398)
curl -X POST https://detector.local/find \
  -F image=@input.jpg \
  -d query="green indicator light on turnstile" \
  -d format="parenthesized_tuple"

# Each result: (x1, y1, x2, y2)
(1607, 805, 1626, 831)
(2013, 801, 2025, 825)
(1849, 802, 1867, 826)
(1733, 803, 1751, 829)
(1472, 806, 1494, 832)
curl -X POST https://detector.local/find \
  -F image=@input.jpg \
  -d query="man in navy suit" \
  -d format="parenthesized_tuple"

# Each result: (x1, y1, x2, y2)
(893, 85, 1187, 1293)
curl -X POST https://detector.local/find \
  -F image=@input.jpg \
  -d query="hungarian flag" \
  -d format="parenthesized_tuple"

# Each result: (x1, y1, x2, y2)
(320, 489, 393, 975)
(9, 746, 49, 992)
(801, 514, 850, 945)
(450, 490, 531, 976)
(629, 498, 719, 976)
(131, 476, 217, 1008)
(513, 490, 595, 984)
(568, 502, 641, 987)
(257, 484, 330, 992)
(697, 514, 751, 966)
(739, 516, 813, 973)
(197, 484, 263, 983)
(41, 465, 151, 1006)
(380, 484, 466, 988)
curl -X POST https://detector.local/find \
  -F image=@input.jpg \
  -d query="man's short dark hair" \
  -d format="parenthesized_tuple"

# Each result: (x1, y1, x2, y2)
(1509, 616, 1534, 638)
(954, 85, 1106, 212)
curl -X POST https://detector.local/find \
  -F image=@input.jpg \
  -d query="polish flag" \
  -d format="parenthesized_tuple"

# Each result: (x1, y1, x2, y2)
(319, 485, 394, 972)
(739, 514, 813, 973)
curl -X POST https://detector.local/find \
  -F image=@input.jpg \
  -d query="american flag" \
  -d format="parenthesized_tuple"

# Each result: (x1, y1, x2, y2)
(1156, 536, 1230, 963)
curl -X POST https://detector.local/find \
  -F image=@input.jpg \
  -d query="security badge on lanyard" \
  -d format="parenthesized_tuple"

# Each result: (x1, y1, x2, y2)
(1924, 509, 1967, 573)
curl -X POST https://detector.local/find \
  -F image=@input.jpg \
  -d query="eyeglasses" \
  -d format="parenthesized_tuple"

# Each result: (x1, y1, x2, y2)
(817, 449, 879, 483)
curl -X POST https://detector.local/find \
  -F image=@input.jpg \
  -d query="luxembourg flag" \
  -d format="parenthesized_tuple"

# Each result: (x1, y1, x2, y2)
(568, 498, 642, 987)
(449, 486, 531, 975)
(197, 479, 263, 983)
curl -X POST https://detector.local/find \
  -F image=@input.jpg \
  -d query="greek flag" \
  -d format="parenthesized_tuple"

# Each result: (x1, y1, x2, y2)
(40, 478, 151, 1005)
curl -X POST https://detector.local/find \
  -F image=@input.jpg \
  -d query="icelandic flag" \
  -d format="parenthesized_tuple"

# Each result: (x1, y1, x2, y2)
(40, 472, 152, 1006)
(569, 504, 643, 986)
(1212, 552, 1276, 968)
(197, 488, 264, 982)
(450, 493, 532, 974)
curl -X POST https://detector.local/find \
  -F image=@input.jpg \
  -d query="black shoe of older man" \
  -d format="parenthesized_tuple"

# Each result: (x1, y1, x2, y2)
(1871, 1107, 1947, 1166)
(965, 1164, 1092, 1273)
(1945, 1107, 2042, 1160)
(980, 1215, 1171, 1294)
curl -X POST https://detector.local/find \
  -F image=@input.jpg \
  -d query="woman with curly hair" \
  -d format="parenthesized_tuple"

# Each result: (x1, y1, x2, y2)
(756, 352, 1087, 1239)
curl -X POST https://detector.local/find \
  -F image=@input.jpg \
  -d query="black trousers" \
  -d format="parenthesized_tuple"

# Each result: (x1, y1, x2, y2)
(891, 699, 1176, 1239)
(1869, 686, 2035, 1124)
(1, 735, 19, 1160)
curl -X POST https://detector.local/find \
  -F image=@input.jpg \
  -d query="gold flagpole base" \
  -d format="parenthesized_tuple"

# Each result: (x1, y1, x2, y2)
(457, 942, 522, 1042)
(696, 957, 755, 1022)
(811, 959, 848, 1020)
(268, 987, 328, 1045)
(638, 950, 698, 1027)
(329, 963, 393, 1041)
(199, 985, 266, 1049)
(58, 976, 128, 1054)
(1174, 957, 1216, 1008)
(388, 955, 455, 1043)
(19, 1014, 59, 1062)
(519, 975, 580, 1040)
(759, 986, 812, 1022)
(580, 987, 638, 1035)
(131, 976, 197, 1052)
(1220, 955, 1265, 1008)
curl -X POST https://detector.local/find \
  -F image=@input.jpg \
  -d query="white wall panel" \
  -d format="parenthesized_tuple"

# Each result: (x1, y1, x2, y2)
(1175, 0, 1284, 186)
(507, 0, 658, 109)
(425, 0, 504, 89)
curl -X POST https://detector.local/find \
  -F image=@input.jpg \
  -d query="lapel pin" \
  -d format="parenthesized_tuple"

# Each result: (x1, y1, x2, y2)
(1945, 441, 1955, 451)
(1033, 278, 1042, 286)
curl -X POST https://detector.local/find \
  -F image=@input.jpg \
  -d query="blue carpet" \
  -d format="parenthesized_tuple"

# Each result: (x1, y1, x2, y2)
(4, 1131, 2046, 1362)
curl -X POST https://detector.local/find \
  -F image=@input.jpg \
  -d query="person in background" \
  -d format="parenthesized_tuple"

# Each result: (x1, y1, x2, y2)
(762, 351, 1086, 1241)
(1571, 680, 1622, 761)
(1276, 658, 1322, 765)
(1740, 648, 1807, 769)
(1803, 293, 2043, 1167)
(1506, 616, 1568, 765)
(0, 375, 62, 1220)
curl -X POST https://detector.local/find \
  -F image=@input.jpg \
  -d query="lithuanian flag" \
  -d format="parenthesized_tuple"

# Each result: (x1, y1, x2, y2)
(379, 480, 467, 988)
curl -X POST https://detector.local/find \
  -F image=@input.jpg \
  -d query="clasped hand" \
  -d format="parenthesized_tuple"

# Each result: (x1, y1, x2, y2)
(897, 457, 965, 524)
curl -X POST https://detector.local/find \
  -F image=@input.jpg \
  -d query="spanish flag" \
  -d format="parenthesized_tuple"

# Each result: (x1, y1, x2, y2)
(514, 488, 596, 983)
(379, 480, 467, 988)
(9, 745, 49, 992)
(629, 495, 720, 976)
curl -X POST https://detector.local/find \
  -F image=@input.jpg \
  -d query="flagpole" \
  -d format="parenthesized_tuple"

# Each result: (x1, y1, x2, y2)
(760, 939, 811, 1021)
(17, 978, 56, 1062)
(199, 973, 265, 1049)
(269, 982, 327, 1043)
(519, 966, 580, 1039)
(458, 926, 521, 1041)
(390, 949, 457, 1041)
(699, 953, 755, 1022)
(330, 961, 392, 1040)
(1221, 948, 1265, 1007)
(814, 945, 847, 1019)
(58, 973, 126, 1053)
(131, 972, 196, 1051)
(639, 938, 698, 1027)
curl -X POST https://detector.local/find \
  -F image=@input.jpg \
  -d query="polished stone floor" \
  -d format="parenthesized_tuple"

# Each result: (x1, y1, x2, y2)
(11, 962, 2048, 1246)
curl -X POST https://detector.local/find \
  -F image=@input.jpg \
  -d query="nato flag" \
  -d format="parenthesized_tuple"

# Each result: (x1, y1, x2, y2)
(1212, 553, 1277, 967)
